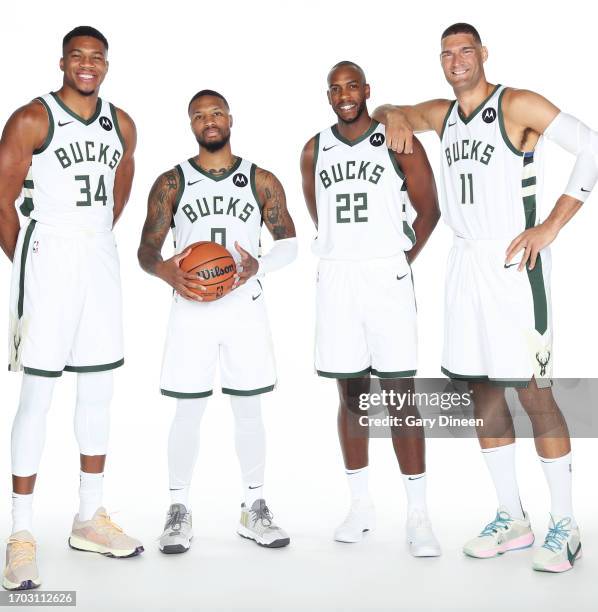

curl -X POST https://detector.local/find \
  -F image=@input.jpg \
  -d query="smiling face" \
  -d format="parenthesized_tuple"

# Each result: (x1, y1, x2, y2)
(189, 95, 232, 152)
(440, 32, 487, 93)
(60, 36, 108, 96)
(327, 64, 370, 124)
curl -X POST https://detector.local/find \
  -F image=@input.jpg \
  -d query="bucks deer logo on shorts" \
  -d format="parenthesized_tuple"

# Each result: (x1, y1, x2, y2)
(535, 349, 551, 376)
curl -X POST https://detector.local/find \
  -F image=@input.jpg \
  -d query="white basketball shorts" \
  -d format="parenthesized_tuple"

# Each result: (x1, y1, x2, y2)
(160, 280, 276, 398)
(442, 236, 553, 387)
(8, 219, 124, 377)
(315, 253, 417, 379)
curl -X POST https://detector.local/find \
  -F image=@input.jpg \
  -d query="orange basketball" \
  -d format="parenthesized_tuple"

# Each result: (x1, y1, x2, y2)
(180, 241, 236, 301)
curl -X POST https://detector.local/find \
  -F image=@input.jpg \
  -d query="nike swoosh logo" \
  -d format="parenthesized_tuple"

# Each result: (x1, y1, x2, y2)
(252, 293, 262, 301)
(187, 179, 204, 186)
(323, 145, 338, 151)
(58, 120, 73, 127)
(503, 262, 521, 269)
(408, 476, 424, 480)
(581, 187, 591, 193)
(397, 273, 408, 280)
(448, 121, 457, 127)
(248, 485, 262, 490)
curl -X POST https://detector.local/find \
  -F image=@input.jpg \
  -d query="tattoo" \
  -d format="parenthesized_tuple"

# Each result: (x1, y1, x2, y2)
(255, 168, 296, 241)
(195, 156, 239, 176)
(139, 168, 178, 273)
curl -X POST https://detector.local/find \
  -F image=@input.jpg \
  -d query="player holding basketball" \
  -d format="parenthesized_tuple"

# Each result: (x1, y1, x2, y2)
(0, 27, 142, 590)
(138, 90, 297, 552)
(374, 23, 596, 572)
(300, 62, 442, 555)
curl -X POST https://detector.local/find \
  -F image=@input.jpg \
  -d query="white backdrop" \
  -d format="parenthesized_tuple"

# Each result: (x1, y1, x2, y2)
(0, 1, 596, 610)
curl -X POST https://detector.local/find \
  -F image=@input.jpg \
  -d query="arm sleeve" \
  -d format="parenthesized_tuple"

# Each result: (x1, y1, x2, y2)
(543, 112, 598, 202)
(256, 237, 298, 277)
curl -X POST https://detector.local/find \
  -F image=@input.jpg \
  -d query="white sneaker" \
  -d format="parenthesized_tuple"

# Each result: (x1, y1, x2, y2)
(334, 501, 376, 543)
(406, 509, 441, 557)
(237, 499, 290, 548)
(532, 515, 581, 573)
(463, 507, 534, 558)
(159, 503, 193, 554)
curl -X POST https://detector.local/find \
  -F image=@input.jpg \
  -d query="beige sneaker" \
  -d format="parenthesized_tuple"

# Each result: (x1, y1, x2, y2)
(3, 531, 41, 591)
(69, 507, 144, 558)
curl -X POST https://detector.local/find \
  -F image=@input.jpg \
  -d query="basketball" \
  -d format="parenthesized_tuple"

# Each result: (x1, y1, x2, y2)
(180, 241, 236, 301)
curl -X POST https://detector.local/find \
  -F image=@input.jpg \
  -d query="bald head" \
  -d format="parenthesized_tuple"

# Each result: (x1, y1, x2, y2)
(327, 61, 366, 86)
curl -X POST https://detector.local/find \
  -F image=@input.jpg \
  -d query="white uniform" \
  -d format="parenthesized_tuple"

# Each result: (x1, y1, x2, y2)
(313, 121, 417, 378)
(439, 84, 552, 386)
(8, 92, 124, 376)
(160, 157, 276, 398)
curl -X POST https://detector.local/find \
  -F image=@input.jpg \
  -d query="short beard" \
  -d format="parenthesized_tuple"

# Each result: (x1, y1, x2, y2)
(76, 88, 96, 97)
(335, 99, 367, 125)
(196, 131, 230, 152)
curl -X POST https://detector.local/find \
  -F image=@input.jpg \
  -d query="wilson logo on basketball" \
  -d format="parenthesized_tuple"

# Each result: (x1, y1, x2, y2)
(197, 263, 235, 281)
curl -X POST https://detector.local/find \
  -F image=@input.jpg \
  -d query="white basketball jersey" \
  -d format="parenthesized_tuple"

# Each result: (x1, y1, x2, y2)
(171, 157, 262, 262)
(22, 92, 124, 231)
(313, 121, 415, 260)
(440, 84, 544, 239)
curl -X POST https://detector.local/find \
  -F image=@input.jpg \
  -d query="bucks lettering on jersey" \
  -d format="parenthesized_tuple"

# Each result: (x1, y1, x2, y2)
(171, 157, 262, 261)
(21, 92, 124, 231)
(313, 121, 415, 259)
(440, 84, 543, 239)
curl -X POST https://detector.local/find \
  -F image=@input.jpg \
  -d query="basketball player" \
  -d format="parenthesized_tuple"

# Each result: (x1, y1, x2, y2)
(300, 62, 442, 556)
(0, 27, 143, 590)
(138, 90, 297, 552)
(373, 23, 595, 572)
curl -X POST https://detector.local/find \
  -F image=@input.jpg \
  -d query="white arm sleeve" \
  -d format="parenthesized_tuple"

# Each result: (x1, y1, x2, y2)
(543, 112, 598, 202)
(256, 237, 298, 277)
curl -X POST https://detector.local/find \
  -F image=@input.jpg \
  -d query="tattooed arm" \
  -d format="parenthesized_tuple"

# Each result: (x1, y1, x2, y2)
(138, 168, 205, 301)
(232, 167, 297, 287)
(255, 167, 296, 240)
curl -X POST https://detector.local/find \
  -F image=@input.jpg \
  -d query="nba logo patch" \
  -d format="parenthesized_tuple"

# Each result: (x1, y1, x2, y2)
(32, 240, 39, 254)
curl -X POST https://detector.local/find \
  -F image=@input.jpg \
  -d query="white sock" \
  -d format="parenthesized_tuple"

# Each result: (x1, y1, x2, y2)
(12, 492, 33, 534)
(481, 443, 524, 520)
(79, 471, 104, 521)
(230, 396, 266, 508)
(346, 466, 371, 504)
(539, 452, 576, 526)
(402, 472, 428, 513)
(170, 486, 190, 509)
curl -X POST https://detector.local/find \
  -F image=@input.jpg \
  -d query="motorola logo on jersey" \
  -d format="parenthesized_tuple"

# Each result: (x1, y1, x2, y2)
(482, 108, 497, 124)
(370, 133, 385, 147)
(99, 116, 113, 131)
(233, 173, 248, 187)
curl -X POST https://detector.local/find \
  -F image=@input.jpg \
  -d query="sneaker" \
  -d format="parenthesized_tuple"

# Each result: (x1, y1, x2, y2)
(334, 501, 376, 543)
(406, 509, 441, 557)
(463, 507, 534, 558)
(69, 507, 144, 558)
(237, 499, 290, 548)
(532, 515, 582, 573)
(2, 531, 41, 591)
(159, 503, 193, 554)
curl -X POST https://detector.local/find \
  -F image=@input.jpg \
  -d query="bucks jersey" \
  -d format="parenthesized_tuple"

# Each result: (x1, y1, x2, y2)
(313, 121, 415, 260)
(21, 92, 124, 231)
(440, 84, 544, 239)
(171, 157, 262, 262)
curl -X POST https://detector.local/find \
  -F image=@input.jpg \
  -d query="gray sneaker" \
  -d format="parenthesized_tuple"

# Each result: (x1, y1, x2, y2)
(237, 499, 290, 548)
(159, 504, 193, 554)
